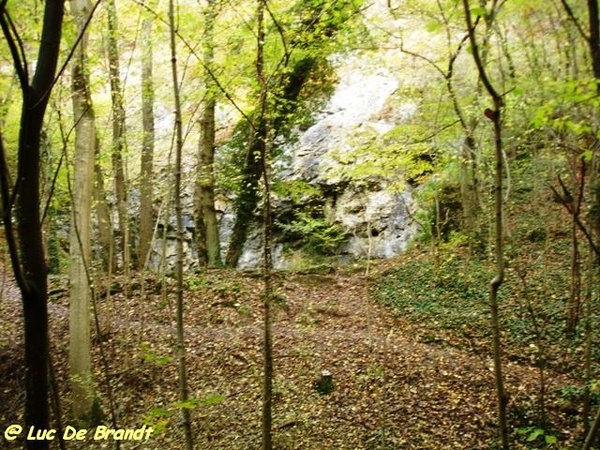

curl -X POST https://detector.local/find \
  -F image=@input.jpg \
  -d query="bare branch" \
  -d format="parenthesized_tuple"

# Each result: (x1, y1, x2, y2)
(462, 0, 502, 104)
(551, 180, 600, 259)
(399, 40, 445, 78)
(0, 9, 28, 92)
(5, 8, 29, 83)
(447, 31, 471, 77)
(0, 133, 26, 292)
(262, 0, 289, 62)
(411, 119, 461, 144)
(559, 0, 589, 41)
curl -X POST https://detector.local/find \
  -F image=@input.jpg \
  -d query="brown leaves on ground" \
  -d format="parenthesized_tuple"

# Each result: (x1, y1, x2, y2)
(0, 263, 580, 449)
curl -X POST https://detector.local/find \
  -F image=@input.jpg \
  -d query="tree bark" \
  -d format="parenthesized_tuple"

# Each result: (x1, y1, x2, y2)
(224, 128, 263, 267)
(0, 1, 64, 448)
(69, 0, 96, 420)
(106, 0, 130, 274)
(588, 0, 600, 88)
(138, 4, 155, 269)
(195, 0, 221, 268)
(168, 0, 194, 447)
(93, 148, 114, 272)
(462, 1, 509, 448)
(255, 3, 273, 449)
(585, 5, 600, 446)
(566, 155, 584, 335)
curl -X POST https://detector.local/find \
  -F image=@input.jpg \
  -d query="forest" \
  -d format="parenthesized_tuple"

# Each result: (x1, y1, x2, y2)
(1, 0, 600, 448)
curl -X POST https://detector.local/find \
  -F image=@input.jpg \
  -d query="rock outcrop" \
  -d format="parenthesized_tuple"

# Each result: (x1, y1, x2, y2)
(147, 52, 419, 270)
(232, 54, 419, 269)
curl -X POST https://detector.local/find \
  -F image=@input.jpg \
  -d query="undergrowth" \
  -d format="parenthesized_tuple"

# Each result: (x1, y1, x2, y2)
(371, 243, 600, 449)
(370, 246, 592, 367)
(373, 251, 492, 340)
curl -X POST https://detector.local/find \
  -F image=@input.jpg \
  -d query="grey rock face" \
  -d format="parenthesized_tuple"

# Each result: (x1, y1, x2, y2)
(236, 59, 419, 269)
(148, 53, 419, 271)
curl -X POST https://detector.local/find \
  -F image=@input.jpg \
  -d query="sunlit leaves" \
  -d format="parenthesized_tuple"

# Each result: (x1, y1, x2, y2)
(277, 211, 346, 256)
(530, 78, 600, 140)
(273, 179, 320, 203)
(139, 342, 173, 365)
(517, 426, 560, 447)
(470, 5, 487, 17)
(426, 20, 443, 33)
(144, 394, 225, 435)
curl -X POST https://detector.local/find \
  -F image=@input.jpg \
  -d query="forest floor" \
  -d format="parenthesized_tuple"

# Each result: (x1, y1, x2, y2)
(0, 259, 583, 449)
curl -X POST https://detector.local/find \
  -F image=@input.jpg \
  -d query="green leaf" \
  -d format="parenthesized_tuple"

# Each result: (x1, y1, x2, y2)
(545, 434, 558, 445)
(527, 428, 543, 441)
(173, 398, 200, 410)
(471, 6, 486, 16)
(150, 419, 169, 435)
(148, 407, 172, 418)
(201, 394, 225, 405)
(425, 21, 442, 32)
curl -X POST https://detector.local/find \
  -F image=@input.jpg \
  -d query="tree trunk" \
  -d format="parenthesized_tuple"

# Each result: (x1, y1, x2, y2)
(106, 0, 130, 275)
(138, 5, 155, 269)
(69, 0, 96, 420)
(583, 3, 600, 437)
(462, 1, 509, 447)
(0, 1, 64, 448)
(194, 0, 221, 268)
(225, 56, 317, 267)
(255, 3, 273, 448)
(224, 130, 262, 267)
(583, 404, 600, 450)
(566, 155, 584, 335)
(94, 143, 114, 272)
(588, 0, 600, 88)
(168, 0, 194, 447)
(487, 90, 509, 450)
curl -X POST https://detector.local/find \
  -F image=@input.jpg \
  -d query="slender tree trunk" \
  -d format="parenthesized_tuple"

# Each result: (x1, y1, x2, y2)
(138, 4, 155, 269)
(588, 0, 600, 88)
(582, 251, 595, 433)
(582, 17, 600, 447)
(580, 12, 600, 444)
(583, 150, 600, 449)
(69, 0, 97, 420)
(566, 155, 584, 335)
(195, 99, 221, 266)
(487, 93, 509, 450)
(585, 0, 600, 241)
(168, 0, 194, 447)
(0, 1, 64, 448)
(106, 0, 130, 275)
(583, 405, 600, 450)
(93, 144, 114, 272)
(261, 132, 274, 450)
(195, 0, 221, 267)
(463, 1, 509, 447)
(448, 73, 480, 243)
(255, 3, 273, 448)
